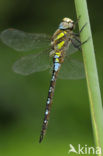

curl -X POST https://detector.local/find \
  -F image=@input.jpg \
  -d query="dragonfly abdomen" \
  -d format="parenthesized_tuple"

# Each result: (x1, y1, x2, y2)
(39, 52, 61, 143)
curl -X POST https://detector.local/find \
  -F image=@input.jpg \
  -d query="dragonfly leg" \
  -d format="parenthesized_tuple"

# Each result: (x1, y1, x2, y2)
(74, 15, 81, 26)
(71, 38, 81, 51)
(73, 35, 89, 46)
(80, 37, 90, 46)
(79, 23, 87, 34)
(72, 33, 80, 37)
(72, 23, 87, 37)
(73, 36, 81, 44)
(71, 36, 89, 51)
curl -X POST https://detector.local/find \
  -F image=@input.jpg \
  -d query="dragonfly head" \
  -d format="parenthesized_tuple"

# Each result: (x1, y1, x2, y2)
(59, 17, 74, 30)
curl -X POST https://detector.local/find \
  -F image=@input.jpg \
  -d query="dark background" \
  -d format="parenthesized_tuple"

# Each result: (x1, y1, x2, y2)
(0, 0, 103, 156)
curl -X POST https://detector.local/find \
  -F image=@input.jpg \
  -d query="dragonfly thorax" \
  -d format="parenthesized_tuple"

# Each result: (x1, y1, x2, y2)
(51, 28, 73, 61)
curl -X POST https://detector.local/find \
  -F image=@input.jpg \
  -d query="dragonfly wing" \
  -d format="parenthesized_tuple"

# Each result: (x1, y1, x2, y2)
(13, 50, 51, 75)
(58, 52, 85, 80)
(66, 37, 81, 56)
(0, 28, 50, 51)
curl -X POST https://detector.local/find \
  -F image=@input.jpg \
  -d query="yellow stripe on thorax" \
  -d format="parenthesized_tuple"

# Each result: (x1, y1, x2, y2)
(57, 41, 64, 49)
(56, 31, 67, 40)
(56, 31, 67, 50)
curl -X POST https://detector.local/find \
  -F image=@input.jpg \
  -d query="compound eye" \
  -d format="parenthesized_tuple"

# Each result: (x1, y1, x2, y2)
(59, 22, 69, 29)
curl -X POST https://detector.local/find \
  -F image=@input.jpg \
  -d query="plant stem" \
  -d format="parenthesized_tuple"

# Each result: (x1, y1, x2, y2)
(74, 0, 103, 154)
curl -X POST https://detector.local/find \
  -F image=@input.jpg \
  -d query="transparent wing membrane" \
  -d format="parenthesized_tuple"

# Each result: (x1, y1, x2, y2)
(58, 59, 85, 79)
(0, 28, 85, 79)
(0, 29, 50, 51)
(13, 50, 51, 75)
(58, 52, 85, 79)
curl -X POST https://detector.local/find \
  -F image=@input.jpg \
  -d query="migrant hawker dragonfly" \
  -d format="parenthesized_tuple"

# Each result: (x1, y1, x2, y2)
(0, 17, 85, 142)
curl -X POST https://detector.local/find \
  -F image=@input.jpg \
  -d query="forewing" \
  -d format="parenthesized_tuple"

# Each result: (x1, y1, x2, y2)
(13, 50, 51, 75)
(0, 28, 50, 51)
(58, 52, 85, 80)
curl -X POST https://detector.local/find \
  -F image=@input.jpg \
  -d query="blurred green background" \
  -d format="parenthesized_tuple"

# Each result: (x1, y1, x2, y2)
(0, 0, 103, 156)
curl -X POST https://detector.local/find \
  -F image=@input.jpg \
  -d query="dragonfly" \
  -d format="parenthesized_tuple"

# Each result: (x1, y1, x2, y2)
(0, 17, 86, 143)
